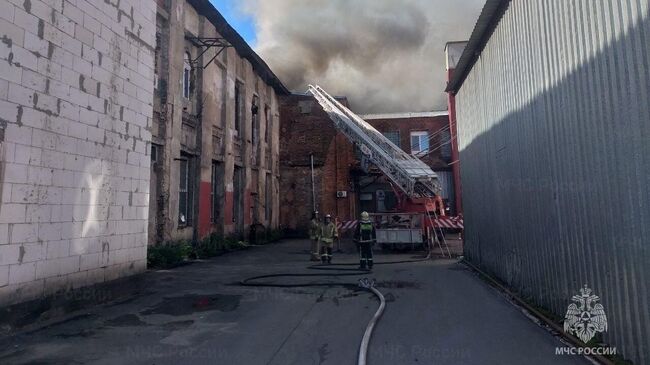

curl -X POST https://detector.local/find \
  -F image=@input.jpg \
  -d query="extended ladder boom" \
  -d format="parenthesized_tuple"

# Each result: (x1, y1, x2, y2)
(308, 85, 441, 198)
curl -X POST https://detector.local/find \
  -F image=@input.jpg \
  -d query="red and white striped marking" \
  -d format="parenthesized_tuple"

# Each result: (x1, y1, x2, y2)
(337, 216, 464, 230)
(336, 220, 358, 231)
(432, 216, 464, 229)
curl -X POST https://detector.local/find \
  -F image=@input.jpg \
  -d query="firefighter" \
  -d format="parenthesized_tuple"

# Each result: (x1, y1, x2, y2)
(354, 211, 376, 270)
(308, 211, 321, 261)
(319, 214, 338, 264)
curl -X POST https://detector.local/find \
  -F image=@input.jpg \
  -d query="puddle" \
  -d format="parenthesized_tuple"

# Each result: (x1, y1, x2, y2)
(54, 329, 96, 338)
(104, 314, 148, 327)
(140, 294, 241, 316)
(161, 320, 194, 331)
(376, 280, 421, 289)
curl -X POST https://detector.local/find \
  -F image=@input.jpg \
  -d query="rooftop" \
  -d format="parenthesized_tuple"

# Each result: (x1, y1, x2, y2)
(188, 0, 289, 94)
(445, 0, 510, 94)
(360, 111, 449, 120)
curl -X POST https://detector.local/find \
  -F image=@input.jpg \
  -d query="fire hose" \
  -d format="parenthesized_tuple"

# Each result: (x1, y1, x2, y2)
(239, 258, 428, 365)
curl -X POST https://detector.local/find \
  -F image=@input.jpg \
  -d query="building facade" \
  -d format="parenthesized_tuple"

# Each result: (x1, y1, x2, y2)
(0, 0, 156, 306)
(151, 0, 287, 244)
(279, 93, 450, 235)
(447, 1, 649, 363)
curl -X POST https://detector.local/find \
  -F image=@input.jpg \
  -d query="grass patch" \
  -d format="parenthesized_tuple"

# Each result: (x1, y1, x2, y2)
(147, 229, 284, 268)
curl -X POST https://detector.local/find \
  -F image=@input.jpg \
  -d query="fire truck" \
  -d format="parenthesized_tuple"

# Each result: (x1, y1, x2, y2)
(308, 85, 461, 255)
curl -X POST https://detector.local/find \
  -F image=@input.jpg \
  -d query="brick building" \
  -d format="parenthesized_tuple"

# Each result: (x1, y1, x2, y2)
(150, 0, 288, 244)
(279, 94, 451, 235)
(0, 0, 155, 306)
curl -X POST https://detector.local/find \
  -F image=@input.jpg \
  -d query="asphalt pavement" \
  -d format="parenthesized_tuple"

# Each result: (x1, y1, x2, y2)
(0, 239, 590, 365)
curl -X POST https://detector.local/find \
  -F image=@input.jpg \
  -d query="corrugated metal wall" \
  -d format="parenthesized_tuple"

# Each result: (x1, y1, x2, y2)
(456, 1, 649, 363)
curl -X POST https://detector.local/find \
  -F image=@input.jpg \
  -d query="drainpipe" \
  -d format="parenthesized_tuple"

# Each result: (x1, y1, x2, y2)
(310, 153, 316, 213)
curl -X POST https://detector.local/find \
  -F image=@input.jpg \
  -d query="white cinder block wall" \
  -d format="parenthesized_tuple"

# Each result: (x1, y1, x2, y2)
(0, 0, 156, 306)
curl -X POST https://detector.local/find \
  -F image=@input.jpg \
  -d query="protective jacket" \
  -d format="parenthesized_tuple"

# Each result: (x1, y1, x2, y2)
(309, 219, 320, 240)
(354, 221, 376, 243)
(320, 222, 338, 243)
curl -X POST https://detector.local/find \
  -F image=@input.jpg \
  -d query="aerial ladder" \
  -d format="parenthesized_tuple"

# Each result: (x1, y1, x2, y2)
(307, 85, 451, 257)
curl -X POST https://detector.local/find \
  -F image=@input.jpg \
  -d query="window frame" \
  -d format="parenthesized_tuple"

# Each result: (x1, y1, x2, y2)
(382, 131, 401, 148)
(234, 81, 243, 135)
(183, 52, 191, 99)
(178, 154, 194, 226)
(410, 131, 429, 155)
(232, 166, 242, 223)
(264, 105, 271, 143)
(251, 95, 260, 146)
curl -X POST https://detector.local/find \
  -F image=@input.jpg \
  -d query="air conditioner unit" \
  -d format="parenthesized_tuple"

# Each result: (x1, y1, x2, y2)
(336, 191, 347, 198)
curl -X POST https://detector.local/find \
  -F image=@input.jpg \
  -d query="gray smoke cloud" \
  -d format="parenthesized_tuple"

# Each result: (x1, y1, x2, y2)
(242, 0, 484, 113)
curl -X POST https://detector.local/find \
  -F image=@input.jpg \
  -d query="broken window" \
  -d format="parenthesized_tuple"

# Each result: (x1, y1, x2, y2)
(178, 154, 194, 226)
(264, 105, 271, 143)
(410, 131, 429, 155)
(234, 82, 243, 135)
(251, 95, 259, 145)
(183, 52, 191, 99)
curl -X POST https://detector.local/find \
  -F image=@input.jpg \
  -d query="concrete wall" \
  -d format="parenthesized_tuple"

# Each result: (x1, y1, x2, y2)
(150, 0, 281, 244)
(455, 1, 649, 363)
(0, 0, 156, 306)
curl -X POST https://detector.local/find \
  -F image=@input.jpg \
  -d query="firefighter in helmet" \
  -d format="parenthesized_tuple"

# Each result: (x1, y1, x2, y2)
(308, 211, 320, 261)
(354, 211, 376, 270)
(319, 214, 338, 263)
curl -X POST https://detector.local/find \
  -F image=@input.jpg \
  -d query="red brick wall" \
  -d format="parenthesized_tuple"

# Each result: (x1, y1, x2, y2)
(365, 116, 450, 170)
(279, 94, 449, 234)
(279, 95, 356, 233)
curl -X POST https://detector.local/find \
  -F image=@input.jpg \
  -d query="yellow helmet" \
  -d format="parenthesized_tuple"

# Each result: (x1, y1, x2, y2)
(360, 211, 370, 221)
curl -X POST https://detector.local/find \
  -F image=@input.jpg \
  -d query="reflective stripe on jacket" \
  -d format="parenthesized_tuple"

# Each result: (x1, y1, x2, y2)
(320, 222, 338, 243)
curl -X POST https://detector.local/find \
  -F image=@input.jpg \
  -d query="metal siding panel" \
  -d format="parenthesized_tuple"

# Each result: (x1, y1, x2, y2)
(455, 1, 649, 363)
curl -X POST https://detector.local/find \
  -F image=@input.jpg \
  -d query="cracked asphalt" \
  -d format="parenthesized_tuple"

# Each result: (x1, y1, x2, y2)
(0, 239, 590, 364)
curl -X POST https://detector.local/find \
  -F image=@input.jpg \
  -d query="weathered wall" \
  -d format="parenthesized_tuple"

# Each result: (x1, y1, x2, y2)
(150, 0, 281, 244)
(280, 95, 451, 232)
(456, 1, 649, 363)
(0, 0, 156, 306)
(279, 94, 355, 234)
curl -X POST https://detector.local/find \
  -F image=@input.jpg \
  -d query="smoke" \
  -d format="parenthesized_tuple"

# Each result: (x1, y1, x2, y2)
(242, 0, 484, 113)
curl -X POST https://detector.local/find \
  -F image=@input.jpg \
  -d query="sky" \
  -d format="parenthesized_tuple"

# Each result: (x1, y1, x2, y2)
(209, 0, 257, 45)
(210, 0, 484, 114)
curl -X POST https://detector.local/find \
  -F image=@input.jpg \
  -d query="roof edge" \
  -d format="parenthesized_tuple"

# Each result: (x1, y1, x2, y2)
(360, 111, 449, 120)
(186, 0, 290, 95)
(445, 0, 511, 94)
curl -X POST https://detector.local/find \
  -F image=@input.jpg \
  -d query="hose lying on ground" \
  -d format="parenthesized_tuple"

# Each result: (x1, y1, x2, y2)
(238, 257, 429, 365)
